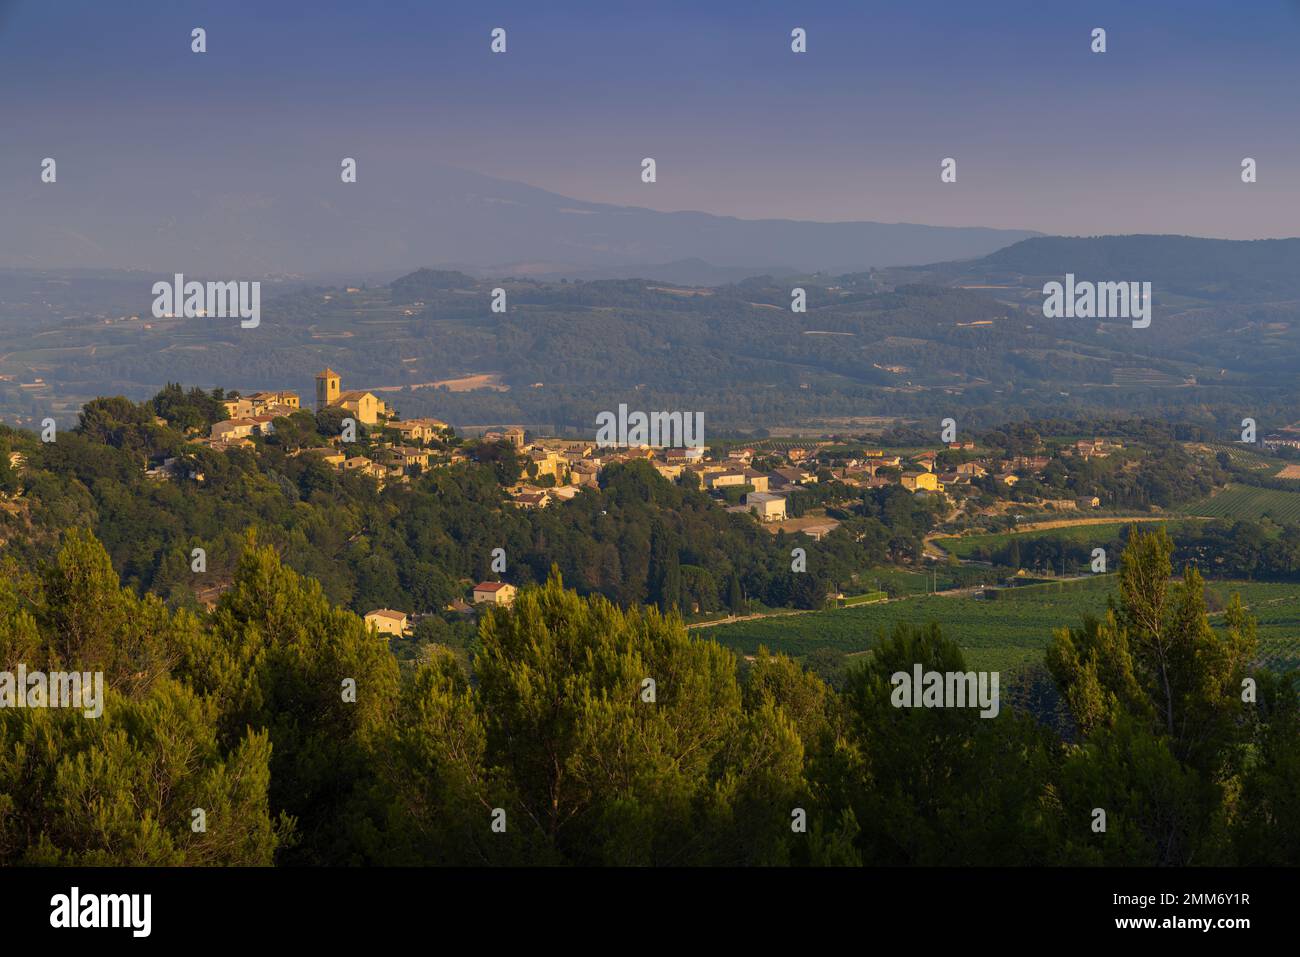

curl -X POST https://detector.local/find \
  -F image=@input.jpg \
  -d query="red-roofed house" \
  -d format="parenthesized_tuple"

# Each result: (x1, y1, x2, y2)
(472, 582, 518, 607)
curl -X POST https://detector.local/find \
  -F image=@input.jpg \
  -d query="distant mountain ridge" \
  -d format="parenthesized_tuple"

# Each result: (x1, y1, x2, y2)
(462, 258, 804, 287)
(2, 163, 1039, 276)
(901, 235, 1300, 302)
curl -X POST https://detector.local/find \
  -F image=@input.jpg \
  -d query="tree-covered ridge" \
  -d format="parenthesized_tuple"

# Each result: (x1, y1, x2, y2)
(939, 235, 1300, 303)
(5, 237, 1300, 434)
(0, 527, 1294, 866)
(0, 531, 286, 865)
(0, 388, 944, 629)
(4, 384, 1300, 664)
(4, 385, 1300, 650)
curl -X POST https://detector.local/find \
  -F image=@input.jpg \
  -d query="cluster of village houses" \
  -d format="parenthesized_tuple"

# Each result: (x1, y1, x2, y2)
(191, 369, 456, 484)
(812, 438, 1116, 506)
(170, 369, 1122, 637)
(492, 435, 1118, 521)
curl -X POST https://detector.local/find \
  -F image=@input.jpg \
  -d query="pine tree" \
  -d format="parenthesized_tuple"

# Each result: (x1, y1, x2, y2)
(472, 569, 804, 864)
(1046, 525, 1260, 864)
(727, 570, 744, 615)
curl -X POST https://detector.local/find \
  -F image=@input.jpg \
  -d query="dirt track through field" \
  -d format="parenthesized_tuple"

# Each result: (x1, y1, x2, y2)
(997, 515, 1177, 533)
(935, 514, 1188, 542)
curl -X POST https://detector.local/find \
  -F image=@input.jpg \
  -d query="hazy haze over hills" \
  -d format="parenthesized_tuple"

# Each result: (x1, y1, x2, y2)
(2, 233, 1298, 435)
(2, 163, 1039, 277)
(890, 235, 1300, 302)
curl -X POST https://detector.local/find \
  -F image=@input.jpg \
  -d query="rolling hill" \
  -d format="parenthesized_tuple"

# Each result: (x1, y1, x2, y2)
(2, 232, 1298, 434)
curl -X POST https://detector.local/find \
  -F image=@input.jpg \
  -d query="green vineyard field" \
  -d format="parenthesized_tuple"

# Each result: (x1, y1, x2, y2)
(933, 519, 1196, 561)
(707, 575, 1300, 673)
(1181, 484, 1300, 522)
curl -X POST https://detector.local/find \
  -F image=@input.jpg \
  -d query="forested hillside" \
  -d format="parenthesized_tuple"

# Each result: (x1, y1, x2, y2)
(5, 232, 1300, 433)
(0, 388, 943, 636)
(0, 386, 1296, 866)
(1, 526, 1294, 865)
(912, 235, 1300, 302)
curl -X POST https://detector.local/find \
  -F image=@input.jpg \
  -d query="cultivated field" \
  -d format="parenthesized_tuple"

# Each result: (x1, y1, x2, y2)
(1192, 443, 1278, 472)
(933, 519, 1199, 560)
(1180, 484, 1300, 522)
(707, 575, 1300, 673)
(707, 575, 1117, 672)
(1204, 580, 1300, 670)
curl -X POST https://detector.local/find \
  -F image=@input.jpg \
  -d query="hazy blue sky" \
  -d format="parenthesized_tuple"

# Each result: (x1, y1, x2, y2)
(3, 0, 1298, 238)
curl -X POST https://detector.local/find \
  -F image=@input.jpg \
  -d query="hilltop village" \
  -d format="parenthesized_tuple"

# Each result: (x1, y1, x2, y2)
(127, 370, 1182, 635)
(4, 371, 1297, 663)
(191, 371, 1126, 519)
(192, 374, 1138, 504)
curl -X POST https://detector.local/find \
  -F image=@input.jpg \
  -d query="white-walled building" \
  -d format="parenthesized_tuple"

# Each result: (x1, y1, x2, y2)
(744, 491, 787, 522)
